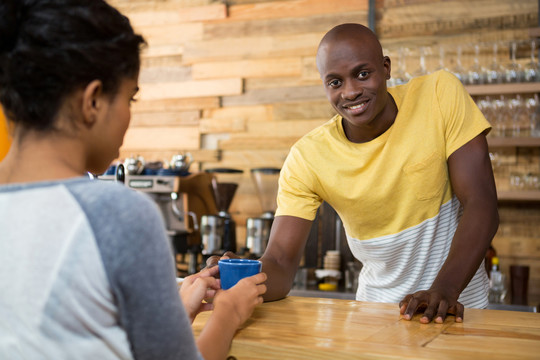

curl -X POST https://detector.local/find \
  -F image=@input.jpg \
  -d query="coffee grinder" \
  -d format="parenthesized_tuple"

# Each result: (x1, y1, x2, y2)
(245, 168, 280, 257)
(201, 168, 243, 257)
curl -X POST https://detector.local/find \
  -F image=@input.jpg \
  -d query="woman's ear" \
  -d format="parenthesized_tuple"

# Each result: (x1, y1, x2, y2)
(81, 80, 104, 127)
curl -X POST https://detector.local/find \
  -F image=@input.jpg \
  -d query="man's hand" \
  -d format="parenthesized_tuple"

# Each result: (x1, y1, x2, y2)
(399, 288, 464, 324)
(205, 251, 240, 270)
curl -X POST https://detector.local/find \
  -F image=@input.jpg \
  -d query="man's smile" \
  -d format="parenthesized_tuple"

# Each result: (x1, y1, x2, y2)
(343, 100, 369, 115)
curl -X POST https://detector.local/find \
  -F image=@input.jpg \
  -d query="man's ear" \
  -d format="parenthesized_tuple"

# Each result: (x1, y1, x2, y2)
(81, 80, 104, 126)
(383, 56, 392, 80)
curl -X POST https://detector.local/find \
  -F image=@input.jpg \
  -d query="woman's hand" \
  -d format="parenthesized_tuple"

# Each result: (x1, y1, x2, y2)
(179, 266, 221, 323)
(213, 272, 267, 329)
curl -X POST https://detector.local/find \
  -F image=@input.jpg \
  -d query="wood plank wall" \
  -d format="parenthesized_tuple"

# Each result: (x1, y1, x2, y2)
(108, 0, 539, 306)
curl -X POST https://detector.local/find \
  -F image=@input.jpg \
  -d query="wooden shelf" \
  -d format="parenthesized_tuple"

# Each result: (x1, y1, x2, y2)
(497, 190, 540, 202)
(487, 137, 540, 147)
(465, 82, 540, 96)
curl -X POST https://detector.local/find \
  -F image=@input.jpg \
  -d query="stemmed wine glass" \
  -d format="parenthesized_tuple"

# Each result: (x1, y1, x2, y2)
(450, 45, 466, 83)
(523, 39, 539, 82)
(504, 41, 523, 83)
(506, 95, 525, 137)
(434, 45, 449, 72)
(392, 47, 412, 85)
(492, 95, 507, 137)
(466, 44, 484, 85)
(476, 96, 494, 124)
(483, 42, 504, 84)
(412, 46, 430, 78)
(525, 94, 540, 137)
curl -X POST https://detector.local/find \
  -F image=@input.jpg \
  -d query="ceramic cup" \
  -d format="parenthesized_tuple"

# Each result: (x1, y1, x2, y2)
(218, 259, 262, 290)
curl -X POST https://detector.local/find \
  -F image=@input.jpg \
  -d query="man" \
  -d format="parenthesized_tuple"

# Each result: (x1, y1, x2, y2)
(210, 23, 499, 324)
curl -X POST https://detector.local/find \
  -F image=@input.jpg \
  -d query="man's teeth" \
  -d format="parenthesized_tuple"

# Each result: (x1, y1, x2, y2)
(348, 103, 366, 110)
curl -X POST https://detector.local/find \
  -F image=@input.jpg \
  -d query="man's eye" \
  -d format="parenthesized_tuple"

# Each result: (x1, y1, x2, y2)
(327, 79, 341, 87)
(358, 71, 369, 79)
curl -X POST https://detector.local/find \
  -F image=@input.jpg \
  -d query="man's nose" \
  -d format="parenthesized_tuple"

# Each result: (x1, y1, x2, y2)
(341, 81, 362, 100)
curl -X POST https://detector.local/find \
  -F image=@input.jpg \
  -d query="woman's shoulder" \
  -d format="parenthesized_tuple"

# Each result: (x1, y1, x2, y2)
(69, 178, 153, 206)
(65, 178, 161, 225)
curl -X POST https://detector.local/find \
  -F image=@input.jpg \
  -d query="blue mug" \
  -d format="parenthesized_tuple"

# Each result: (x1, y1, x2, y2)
(218, 259, 262, 290)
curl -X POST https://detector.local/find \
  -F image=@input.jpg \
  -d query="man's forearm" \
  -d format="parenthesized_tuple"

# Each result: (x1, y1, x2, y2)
(431, 199, 499, 298)
(259, 256, 297, 301)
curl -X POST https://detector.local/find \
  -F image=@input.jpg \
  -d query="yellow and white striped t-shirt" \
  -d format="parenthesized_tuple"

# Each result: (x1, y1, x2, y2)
(276, 70, 491, 308)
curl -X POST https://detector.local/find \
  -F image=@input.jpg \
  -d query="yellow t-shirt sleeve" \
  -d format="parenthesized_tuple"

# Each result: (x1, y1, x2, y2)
(275, 145, 322, 220)
(435, 70, 491, 158)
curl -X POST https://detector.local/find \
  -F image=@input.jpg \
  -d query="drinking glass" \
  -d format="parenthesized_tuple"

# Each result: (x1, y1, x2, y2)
(506, 95, 525, 137)
(523, 39, 539, 82)
(483, 42, 504, 84)
(392, 47, 412, 85)
(450, 45, 466, 83)
(466, 44, 484, 85)
(476, 95, 494, 123)
(525, 94, 540, 137)
(412, 46, 430, 78)
(492, 95, 507, 137)
(510, 172, 525, 190)
(434, 45, 449, 72)
(504, 41, 523, 83)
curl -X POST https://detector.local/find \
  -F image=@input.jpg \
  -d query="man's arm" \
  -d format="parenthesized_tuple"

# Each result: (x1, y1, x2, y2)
(400, 133, 499, 323)
(259, 215, 313, 301)
(206, 215, 313, 302)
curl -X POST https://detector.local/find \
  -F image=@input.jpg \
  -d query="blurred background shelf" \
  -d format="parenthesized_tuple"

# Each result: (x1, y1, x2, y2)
(466, 82, 540, 96)
(497, 190, 540, 201)
(488, 137, 540, 147)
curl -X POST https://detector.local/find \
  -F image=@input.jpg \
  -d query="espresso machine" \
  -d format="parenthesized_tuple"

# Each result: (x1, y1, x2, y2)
(245, 167, 280, 257)
(99, 156, 198, 261)
(201, 168, 243, 257)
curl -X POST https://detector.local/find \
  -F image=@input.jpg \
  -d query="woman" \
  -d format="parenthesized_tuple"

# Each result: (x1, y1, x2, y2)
(0, 1, 266, 359)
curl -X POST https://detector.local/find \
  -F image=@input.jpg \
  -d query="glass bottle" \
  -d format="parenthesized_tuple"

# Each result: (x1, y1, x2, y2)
(488, 256, 507, 304)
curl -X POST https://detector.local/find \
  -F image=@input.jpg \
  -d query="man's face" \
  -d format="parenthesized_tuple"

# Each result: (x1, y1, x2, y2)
(317, 35, 391, 132)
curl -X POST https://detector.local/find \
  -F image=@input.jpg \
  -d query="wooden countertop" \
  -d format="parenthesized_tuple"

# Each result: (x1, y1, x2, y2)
(192, 296, 540, 359)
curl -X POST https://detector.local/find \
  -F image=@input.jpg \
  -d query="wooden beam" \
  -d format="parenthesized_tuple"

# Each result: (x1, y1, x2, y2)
(202, 12, 368, 40)
(202, 105, 272, 122)
(272, 101, 334, 121)
(199, 118, 247, 134)
(139, 66, 192, 84)
(139, 78, 243, 100)
(247, 119, 327, 137)
(130, 110, 200, 127)
(302, 56, 321, 82)
(192, 57, 302, 80)
(122, 126, 200, 150)
(132, 97, 220, 113)
(183, 32, 325, 64)
(226, 0, 368, 21)
(141, 45, 184, 60)
(126, 4, 227, 27)
(222, 85, 325, 106)
(136, 22, 203, 46)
